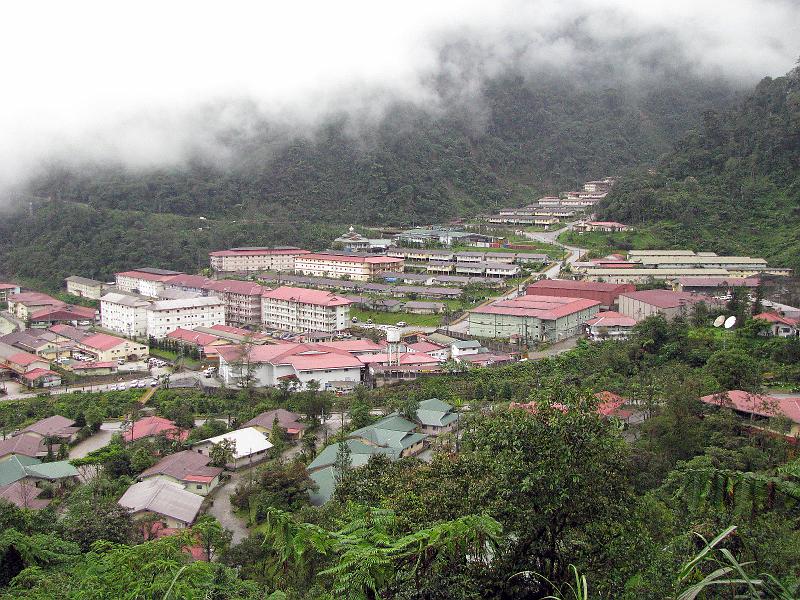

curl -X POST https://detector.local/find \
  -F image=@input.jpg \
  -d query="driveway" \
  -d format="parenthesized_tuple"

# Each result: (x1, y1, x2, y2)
(69, 421, 123, 459)
(207, 471, 249, 544)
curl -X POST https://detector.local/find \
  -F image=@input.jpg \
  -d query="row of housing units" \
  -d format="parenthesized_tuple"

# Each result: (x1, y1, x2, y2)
(467, 278, 800, 343)
(573, 249, 793, 283)
(485, 177, 615, 227)
(208, 246, 540, 281)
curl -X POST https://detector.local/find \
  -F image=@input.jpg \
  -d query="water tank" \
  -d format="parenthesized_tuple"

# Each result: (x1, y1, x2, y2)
(386, 327, 401, 343)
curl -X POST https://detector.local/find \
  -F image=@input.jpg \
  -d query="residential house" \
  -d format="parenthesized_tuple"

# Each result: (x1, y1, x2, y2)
(414, 398, 459, 436)
(753, 312, 798, 337)
(122, 416, 189, 443)
(209, 247, 310, 273)
(403, 301, 445, 315)
(243, 409, 306, 439)
(0, 456, 79, 509)
(406, 340, 449, 360)
(700, 390, 800, 437)
(585, 311, 638, 341)
(333, 227, 392, 253)
(0, 330, 70, 361)
(192, 427, 273, 470)
(118, 478, 204, 529)
(573, 221, 630, 233)
(307, 414, 427, 505)
(450, 339, 483, 358)
(0, 415, 78, 460)
(261, 286, 351, 333)
(138, 450, 223, 496)
(65, 276, 110, 299)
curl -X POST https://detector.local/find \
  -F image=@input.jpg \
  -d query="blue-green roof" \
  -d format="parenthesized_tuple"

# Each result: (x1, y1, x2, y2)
(415, 398, 459, 428)
(0, 456, 78, 486)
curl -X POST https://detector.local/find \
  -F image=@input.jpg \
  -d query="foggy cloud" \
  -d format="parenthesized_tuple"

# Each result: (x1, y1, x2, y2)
(1, 0, 798, 189)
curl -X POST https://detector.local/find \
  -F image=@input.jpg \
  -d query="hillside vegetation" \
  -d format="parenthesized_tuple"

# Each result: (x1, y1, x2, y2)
(599, 64, 800, 271)
(0, 71, 737, 288)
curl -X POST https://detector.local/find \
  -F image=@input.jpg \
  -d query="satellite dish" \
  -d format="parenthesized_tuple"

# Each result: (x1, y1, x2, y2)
(713, 315, 725, 328)
(724, 316, 737, 329)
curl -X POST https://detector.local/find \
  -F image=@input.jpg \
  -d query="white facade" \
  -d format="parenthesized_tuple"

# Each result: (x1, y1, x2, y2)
(262, 298, 349, 333)
(218, 357, 363, 391)
(146, 297, 225, 339)
(294, 253, 403, 281)
(100, 293, 152, 338)
(115, 275, 170, 298)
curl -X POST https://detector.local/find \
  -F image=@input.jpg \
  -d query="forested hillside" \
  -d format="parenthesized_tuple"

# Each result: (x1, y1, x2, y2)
(0, 72, 735, 288)
(599, 63, 800, 271)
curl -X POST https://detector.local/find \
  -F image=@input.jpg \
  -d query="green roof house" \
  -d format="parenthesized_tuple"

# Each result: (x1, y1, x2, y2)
(0, 455, 79, 509)
(414, 398, 459, 436)
(307, 415, 428, 505)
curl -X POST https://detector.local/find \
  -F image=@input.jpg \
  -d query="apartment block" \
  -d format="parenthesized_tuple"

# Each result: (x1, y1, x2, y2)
(295, 252, 404, 281)
(146, 297, 225, 339)
(261, 286, 351, 333)
(209, 247, 310, 272)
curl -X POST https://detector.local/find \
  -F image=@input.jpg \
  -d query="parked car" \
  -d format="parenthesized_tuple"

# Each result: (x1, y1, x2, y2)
(396, 321, 407, 327)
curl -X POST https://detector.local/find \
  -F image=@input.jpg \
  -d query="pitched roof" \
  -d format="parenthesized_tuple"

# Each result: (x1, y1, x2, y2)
(122, 416, 188, 442)
(406, 341, 447, 353)
(243, 409, 306, 433)
(0, 481, 50, 509)
(262, 286, 351, 307)
(116, 269, 183, 282)
(300, 252, 403, 264)
(80, 332, 127, 351)
(528, 279, 633, 292)
(21, 368, 61, 382)
(149, 296, 224, 311)
(23, 415, 76, 437)
(0, 455, 40, 486)
(348, 415, 427, 455)
(0, 435, 44, 459)
(416, 398, 459, 428)
(619, 290, 712, 309)
(166, 328, 221, 346)
(204, 279, 264, 296)
(471, 295, 601, 320)
(139, 450, 223, 483)
(217, 342, 364, 371)
(195, 427, 273, 459)
(118, 479, 203, 524)
(700, 390, 800, 424)
(753, 312, 797, 326)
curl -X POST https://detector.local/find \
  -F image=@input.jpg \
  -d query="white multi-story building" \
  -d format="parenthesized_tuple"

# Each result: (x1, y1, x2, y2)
(209, 247, 310, 273)
(100, 292, 152, 339)
(261, 286, 351, 333)
(146, 297, 225, 340)
(294, 252, 404, 281)
(115, 268, 183, 298)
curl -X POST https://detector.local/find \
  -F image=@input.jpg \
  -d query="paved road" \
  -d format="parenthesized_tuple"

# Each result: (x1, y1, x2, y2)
(207, 470, 249, 544)
(522, 221, 587, 279)
(69, 421, 123, 459)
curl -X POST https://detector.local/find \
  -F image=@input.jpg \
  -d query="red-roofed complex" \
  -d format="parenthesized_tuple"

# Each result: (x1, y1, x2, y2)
(209, 246, 310, 273)
(700, 390, 800, 437)
(123, 416, 189, 443)
(217, 342, 364, 390)
(203, 279, 265, 327)
(618, 290, 716, 322)
(7, 292, 65, 322)
(295, 252, 404, 281)
(29, 305, 97, 327)
(261, 286, 352, 333)
(469, 295, 601, 342)
(527, 279, 635, 309)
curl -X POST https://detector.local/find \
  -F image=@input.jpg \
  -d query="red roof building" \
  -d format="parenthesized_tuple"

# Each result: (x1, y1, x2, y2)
(261, 285, 352, 307)
(527, 279, 635, 309)
(123, 416, 189, 442)
(700, 390, 800, 436)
